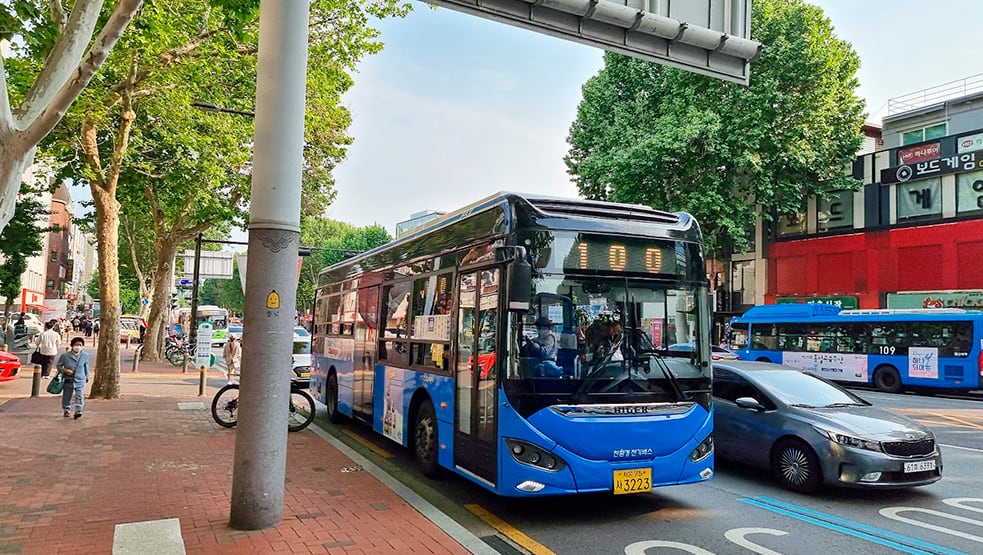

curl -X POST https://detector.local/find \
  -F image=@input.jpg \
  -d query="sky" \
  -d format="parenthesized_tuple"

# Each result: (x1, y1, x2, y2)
(325, 0, 983, 235)
(66, 1, 983, 240)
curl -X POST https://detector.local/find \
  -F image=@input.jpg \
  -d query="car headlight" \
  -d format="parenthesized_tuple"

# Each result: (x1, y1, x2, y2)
(813, 426, 882, 452)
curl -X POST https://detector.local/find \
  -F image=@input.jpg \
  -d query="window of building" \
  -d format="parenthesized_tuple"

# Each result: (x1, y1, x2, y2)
(50, 251, 57, 261)
(956, 170, 983, 216)
(902, 123, 947, 146)
(47, 280, 55, 289)
(776, 212, 806, 237)
(817, 190, 854, 232)
(897, 177, 942, 221)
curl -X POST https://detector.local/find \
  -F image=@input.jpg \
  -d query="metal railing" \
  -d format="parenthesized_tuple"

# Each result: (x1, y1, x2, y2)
(887, 73, 983, 116)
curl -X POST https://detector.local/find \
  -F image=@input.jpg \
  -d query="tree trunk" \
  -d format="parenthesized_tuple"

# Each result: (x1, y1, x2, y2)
(90, 186, 122, 398)
(142, 239, 178, 362)
(0, 144, 36, 233)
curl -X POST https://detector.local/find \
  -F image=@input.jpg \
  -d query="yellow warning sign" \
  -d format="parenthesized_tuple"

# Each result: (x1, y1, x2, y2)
(266, 290, 280, 309)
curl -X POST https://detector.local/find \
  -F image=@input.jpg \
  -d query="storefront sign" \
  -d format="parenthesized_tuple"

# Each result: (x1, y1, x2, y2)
(776, 296, 858, 309)
(887, 291, 983, 309)
(957, 131, 983, 154)
(898, 142, 941, 165)
(881, 151, 983, 184)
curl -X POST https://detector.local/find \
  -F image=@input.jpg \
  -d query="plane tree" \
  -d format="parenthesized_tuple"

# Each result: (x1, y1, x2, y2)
(564, 0, 866, 256)
(39, 0, 410, 395)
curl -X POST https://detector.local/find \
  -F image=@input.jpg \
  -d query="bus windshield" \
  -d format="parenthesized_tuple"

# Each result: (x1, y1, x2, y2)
(506, 274, 711, 416)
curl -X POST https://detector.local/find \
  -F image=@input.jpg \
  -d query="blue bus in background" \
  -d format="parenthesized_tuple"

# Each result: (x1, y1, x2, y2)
(310, 192, 715, 497)
(727, 303, 983, 393)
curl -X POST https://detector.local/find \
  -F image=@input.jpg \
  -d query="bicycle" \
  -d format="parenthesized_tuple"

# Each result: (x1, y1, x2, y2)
(211, 378, 316, 432)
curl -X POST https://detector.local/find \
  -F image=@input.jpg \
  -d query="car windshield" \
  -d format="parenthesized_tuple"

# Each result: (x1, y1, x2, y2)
(753, 370, 866, 407)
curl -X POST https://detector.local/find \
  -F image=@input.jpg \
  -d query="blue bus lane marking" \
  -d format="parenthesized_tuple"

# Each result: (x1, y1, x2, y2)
(740, 496, 968, 555)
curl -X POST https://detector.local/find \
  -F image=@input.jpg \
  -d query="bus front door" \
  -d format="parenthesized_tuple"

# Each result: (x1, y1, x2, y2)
(454, 268, 499, 485)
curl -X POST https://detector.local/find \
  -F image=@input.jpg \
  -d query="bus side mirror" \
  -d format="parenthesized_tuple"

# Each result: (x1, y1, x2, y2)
(505, 248, 532, 312)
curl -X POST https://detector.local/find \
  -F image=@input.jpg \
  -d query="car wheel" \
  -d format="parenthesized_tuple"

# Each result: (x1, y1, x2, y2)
(874, 366, 903, 393)
(772, 439, 822, 493)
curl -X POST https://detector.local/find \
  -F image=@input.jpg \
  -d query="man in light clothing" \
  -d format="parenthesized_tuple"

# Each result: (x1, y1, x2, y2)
(36, 321, 62, 379)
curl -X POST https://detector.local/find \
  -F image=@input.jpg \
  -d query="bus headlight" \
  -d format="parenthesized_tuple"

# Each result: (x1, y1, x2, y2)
(689, 435, 713, 462)
(505, 439, 566, 472)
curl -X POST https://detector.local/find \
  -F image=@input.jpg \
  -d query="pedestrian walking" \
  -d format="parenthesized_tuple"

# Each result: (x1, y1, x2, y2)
(57, 337, 90, 419)
(222, 335, 241, 383)
(36, 321, 62, 379)
(92, 319, 100, 340)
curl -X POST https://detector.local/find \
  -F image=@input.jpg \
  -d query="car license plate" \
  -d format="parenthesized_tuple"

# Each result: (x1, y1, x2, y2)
(904, 460, 936, 473)
(300, 370, 310, 378)
(613, 468, 652, 495)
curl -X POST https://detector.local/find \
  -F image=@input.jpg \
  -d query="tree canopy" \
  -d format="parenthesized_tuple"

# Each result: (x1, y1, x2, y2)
(564, 0, 866, 254)
(0, 185, 50, 316)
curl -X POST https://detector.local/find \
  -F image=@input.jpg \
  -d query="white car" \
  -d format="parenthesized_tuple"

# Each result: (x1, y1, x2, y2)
(292, 326, 311, 378)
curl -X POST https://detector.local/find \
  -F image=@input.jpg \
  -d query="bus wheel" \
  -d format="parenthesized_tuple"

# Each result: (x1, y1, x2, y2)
(756, 357, 772, 363)
(772, 439, 821, 493)
(414, 399, 442, 478)
(874, 366, 903, 393)
(326, 373, 346, 424)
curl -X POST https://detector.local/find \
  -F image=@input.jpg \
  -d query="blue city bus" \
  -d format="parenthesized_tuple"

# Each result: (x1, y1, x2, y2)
(310, 192, 715, 497)
(726, 303, 983, 393)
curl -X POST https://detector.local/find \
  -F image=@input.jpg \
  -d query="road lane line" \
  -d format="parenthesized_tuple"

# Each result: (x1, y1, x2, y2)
(742, 496, 967, 555)
(342, 429, 394, 458)
(924, 411, 983, 430)
(465, 503, 556, 555)
(940, 443, 983, 453)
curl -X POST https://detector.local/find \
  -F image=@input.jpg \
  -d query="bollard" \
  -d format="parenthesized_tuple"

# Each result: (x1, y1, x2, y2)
(1, 344, 6, 351)
(198, 365, 207, 397)
(31, 364, 41, 397)
(132, 345, 142, 373)
(125, 335, 131, 350)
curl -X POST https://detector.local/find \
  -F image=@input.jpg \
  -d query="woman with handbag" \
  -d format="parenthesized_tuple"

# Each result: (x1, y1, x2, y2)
(56, 337, 90, 419)
(36, 320, 62, 379)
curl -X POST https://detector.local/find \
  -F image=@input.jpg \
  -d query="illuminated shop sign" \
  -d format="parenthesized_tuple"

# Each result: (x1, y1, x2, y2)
(957, 132, 983, 154)
(898, 142, 940, 165)
(880, 151, 983, 184)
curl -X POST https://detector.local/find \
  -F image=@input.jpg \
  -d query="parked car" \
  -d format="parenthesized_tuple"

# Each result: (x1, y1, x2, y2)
(666, 342, 739, 361)
(0, 350, 22, 382)
(712, 360, 942, 493)
(292, 326, 311, 378)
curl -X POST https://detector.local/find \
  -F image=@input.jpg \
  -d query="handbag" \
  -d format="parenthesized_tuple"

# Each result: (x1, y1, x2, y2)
(30, 347, 42, 365)
(46, 372, 64, 395)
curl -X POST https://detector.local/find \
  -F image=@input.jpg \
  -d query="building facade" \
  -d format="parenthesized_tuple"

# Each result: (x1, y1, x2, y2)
(730, 76, 983, 326)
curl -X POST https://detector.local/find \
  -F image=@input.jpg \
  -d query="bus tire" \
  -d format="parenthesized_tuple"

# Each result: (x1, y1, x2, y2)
(414, 399, 442, 479)
(756, 357, 772, 363)
(874, 366, 903, 393)
(326, 373, 346, 424)
(772, 438, 822, 493)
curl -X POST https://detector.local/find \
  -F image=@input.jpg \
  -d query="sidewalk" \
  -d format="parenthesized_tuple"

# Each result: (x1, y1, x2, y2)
(0, 338, 474, 554)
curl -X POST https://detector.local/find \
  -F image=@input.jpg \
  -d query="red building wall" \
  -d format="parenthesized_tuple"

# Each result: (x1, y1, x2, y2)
(765, 219, 983, 308)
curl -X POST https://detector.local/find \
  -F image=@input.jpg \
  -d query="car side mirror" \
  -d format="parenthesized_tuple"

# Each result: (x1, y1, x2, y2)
(735, 397, 765, 412)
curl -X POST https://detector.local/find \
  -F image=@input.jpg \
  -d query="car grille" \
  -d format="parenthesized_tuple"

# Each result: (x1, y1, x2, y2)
(882, 439, 935, 457)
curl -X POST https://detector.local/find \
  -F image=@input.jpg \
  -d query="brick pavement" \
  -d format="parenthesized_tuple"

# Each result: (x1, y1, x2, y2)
(0, 338, 472, 554)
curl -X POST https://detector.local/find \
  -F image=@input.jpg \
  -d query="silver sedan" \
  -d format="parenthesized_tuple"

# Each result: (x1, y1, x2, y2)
(712, 361, 942, 493)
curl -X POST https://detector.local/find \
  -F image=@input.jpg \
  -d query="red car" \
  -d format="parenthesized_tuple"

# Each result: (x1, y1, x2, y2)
(0, 350, 22, 382)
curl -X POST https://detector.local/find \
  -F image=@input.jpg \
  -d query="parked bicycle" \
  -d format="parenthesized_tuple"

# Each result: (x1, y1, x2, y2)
(211, 378, 316, 432)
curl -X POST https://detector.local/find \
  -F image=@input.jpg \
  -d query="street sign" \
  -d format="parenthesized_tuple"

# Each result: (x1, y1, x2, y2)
(141, 298, 150, 306)
(179, 278, 193, 287)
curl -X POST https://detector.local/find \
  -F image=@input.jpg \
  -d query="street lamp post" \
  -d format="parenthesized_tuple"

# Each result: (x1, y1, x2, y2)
(228, 1, 310, 531)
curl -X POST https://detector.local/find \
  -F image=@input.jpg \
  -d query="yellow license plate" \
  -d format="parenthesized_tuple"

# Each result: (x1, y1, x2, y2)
(300, 371, 310, 378)
(613, 468, 652, 495)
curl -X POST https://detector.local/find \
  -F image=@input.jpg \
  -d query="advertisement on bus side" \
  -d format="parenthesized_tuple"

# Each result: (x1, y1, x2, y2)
(782, 352, 869, 382)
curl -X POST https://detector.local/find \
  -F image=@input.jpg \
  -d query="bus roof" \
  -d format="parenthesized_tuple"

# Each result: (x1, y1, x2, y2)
(735, 303, 983, 322)
(317, 191, 700, 285)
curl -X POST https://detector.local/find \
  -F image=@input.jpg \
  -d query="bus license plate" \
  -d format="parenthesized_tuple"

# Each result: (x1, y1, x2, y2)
(613, 468, 652, 495)
(904, 460, 936, 473)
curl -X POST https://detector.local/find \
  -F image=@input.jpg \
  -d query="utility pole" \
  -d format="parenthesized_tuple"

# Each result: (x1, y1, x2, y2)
(229, 0, 310, 531)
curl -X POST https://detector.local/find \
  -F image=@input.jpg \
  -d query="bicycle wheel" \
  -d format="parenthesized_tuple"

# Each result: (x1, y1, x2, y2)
(211, 384, 240, 428)
(287, 389, 316, 432)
